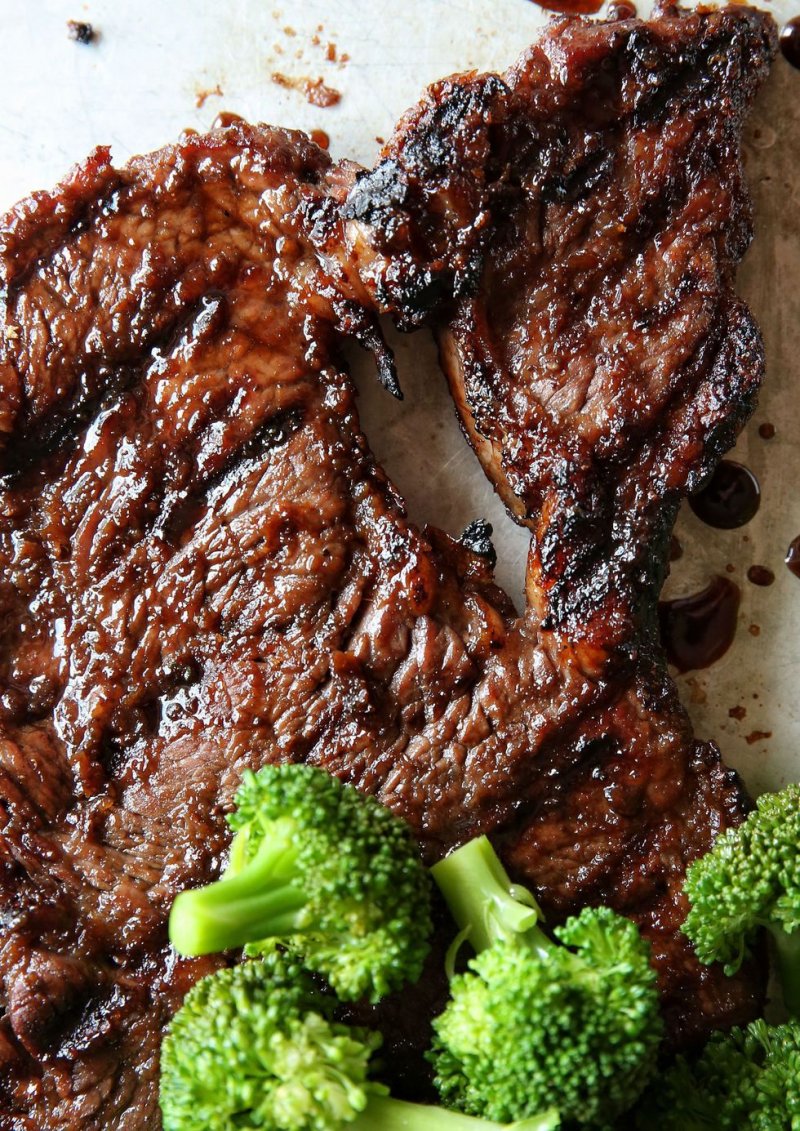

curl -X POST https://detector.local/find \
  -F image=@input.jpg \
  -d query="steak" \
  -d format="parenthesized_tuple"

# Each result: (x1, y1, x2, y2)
(0, 5, 777, 1127)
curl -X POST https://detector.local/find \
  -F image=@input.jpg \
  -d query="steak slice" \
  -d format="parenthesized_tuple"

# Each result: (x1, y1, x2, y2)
(0, 121, 526, 1129)
(338, 0, 776, 1057)
(0, 6, 776, 1128)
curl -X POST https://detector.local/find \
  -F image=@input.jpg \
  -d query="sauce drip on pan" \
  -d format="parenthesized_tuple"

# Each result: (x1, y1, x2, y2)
(781, 18, 800, 69)
(689, 460, 760, 529)
(747, 564, 775, 587)
(786, 535, 800, 578)
(527, 0, 604, 14)
(658, 576, 741, 673)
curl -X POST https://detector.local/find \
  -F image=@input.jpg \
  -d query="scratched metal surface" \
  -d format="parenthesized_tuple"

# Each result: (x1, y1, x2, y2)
(0, 0, 797, 803)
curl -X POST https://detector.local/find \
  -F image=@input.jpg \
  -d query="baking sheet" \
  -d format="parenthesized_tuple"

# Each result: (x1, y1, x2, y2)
(0, 0, 798, 802)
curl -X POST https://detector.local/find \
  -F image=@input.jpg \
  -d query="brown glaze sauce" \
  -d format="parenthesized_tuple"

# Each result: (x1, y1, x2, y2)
(526, 0, 635, 13)
(212, 111, 247, 129)
(747, 564, 775, 587)
(658, 576, 741, 674)
(781, 17, 800, 69)
(758, 422, 776, 440)
(689, 459, 760, 529)
(527, 0, 604, 12)
(786, 535, 800, 579)
(310, 129, 330, 150)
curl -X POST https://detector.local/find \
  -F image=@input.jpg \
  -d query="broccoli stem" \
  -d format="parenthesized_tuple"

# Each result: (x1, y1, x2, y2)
(771, 925, 800, 1016)
(169, 829, 308, 956)
(431, 835, 547, 956)
(351, 1096, 560, 1130)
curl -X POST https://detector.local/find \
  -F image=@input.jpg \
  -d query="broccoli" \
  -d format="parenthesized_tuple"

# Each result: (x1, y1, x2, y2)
(168, 764, 432, 1003)
(429, 834, 662, 1126)
(634, 1018, 800, 1129)
(159, 953, 561, 1131)
(681, 782, 800, 1014)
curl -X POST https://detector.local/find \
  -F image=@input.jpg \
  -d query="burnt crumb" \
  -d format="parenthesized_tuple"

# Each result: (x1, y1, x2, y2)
(195, 84, 224, 110)
(67, 20, 96, 45)
(271, 72, 341, 108)
(460, 519, 497, 568)
(745, 729, 772, 745)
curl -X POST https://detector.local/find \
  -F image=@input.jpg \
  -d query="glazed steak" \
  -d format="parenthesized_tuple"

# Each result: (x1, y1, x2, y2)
(0, 6, 777, 1128)
(342, 0, 776, 1039)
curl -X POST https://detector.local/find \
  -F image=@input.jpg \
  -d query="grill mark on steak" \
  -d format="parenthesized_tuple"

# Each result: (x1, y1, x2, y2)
(0, 7, 779, 1127)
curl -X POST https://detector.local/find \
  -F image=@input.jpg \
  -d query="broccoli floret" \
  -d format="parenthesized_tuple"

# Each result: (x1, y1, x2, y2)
(429, 835, 662, 1126)
(682, 782, 800, 1014)
(168, 764, 432, 1002)
(634, 1018, 800, 1129)
(159, 954, 561, 1131)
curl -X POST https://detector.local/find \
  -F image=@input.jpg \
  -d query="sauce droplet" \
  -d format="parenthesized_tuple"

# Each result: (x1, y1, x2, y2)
(689, 460, 760, 529)
(786, 535, 800, 579)
(658, 576, 740, 674)
(213, 111, 247, 129)
(747, 564, 775, 587)
(309, 128, 330, 150)
(758, 422, 776, 440)
(781, 17, 800, 70)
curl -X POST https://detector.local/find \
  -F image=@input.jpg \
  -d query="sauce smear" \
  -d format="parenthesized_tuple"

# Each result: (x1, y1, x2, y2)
(689, 460, 760, 529)
(658, 576, 740, 673)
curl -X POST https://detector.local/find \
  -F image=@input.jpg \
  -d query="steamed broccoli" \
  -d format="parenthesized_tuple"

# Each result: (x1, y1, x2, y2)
(682, 782, 800, 1014)
(168, 764, 432, 1002)
(429, 835, 662, 1126)
(159, 954, 561, 1131)
(634, 1018, 800, 1129)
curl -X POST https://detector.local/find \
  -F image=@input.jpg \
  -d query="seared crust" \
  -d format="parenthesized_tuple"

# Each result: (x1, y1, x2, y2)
(0, 7, 778, 1127)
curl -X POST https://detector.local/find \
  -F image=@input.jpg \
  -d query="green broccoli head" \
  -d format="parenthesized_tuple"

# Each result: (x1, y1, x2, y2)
(160, 952, 384, 1131)
(682, 783, 800, 1013)
(159, 953, 562, 1131)
(635, 1019, 800, 1129)
(430, 837, 662, 1126)
(169, 764, 432, 1002)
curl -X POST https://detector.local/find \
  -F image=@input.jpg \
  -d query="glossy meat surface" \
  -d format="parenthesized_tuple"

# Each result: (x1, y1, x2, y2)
(0, 7, 777, 1127)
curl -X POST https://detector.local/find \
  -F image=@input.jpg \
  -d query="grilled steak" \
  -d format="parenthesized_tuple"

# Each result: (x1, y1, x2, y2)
(341, 0, 776, 1053)
(0, 5, 777, 1127)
